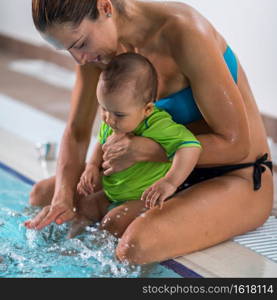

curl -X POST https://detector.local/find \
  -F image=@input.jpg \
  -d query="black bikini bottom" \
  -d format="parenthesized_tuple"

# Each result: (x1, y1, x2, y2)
(177, 153, 273, 192)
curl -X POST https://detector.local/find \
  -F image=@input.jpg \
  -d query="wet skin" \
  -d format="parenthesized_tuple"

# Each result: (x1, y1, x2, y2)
(26, 0, 273, 264)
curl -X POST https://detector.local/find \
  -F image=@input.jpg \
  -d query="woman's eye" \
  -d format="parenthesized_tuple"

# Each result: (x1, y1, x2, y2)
(115, 114, 126, 118)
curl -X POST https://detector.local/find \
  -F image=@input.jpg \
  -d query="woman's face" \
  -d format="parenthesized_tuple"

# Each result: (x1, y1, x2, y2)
(43, 16, 119, 66)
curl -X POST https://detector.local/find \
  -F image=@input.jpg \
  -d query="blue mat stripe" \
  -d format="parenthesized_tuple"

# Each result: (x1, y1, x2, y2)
(161, 260, 202, 278)
(0, 161, 35, 185)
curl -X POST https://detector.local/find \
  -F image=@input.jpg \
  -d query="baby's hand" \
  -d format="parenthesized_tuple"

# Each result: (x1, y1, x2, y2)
(141, 178, 177, 209)
(77, 164, 101, 196)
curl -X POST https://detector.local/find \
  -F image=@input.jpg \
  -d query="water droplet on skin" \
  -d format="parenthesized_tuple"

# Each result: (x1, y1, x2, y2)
(116, 214, 120, 218)
(124, 208, 128, 211)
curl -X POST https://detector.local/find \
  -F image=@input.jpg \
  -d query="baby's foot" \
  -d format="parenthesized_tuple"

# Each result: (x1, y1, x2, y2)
(67, 216, 92, 239)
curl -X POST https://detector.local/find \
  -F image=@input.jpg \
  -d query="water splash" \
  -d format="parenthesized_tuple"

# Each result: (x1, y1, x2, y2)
(0, 211, 141, 278)
(0, 168, 181, 278)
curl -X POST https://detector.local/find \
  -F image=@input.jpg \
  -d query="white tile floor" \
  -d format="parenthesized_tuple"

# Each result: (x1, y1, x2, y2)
(1, 56, 277, 278)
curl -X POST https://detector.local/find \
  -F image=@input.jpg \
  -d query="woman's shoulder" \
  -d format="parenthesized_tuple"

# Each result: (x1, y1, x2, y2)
(161, 6, 224, 69)
(161, 2, 222, 53)
(162, 3, 210, 30)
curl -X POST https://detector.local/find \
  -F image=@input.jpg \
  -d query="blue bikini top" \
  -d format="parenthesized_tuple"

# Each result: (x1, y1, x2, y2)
(155, 46, 238, 125)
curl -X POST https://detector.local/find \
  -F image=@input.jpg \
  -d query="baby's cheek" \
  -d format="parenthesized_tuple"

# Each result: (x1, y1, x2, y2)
(119, 121, 130, 131)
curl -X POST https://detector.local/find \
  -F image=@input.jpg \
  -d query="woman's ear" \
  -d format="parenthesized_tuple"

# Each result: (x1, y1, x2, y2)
(97, 0, 113, 17)
(144, 102, 154, 117)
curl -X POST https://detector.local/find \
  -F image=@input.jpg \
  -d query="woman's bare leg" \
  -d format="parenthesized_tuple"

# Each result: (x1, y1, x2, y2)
(114, 168, 273, 264)
(28, 176, 111, 237)
(29, 176, 55, 207)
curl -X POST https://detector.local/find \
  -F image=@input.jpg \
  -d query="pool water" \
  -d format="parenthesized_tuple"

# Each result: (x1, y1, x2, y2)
(0, 165, 182, 278)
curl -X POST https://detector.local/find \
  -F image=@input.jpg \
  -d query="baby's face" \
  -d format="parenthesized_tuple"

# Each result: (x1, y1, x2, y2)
(97, 81, 153, 133)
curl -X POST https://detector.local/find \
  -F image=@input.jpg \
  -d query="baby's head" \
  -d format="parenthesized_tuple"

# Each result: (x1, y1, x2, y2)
(96, 53, 158, 133)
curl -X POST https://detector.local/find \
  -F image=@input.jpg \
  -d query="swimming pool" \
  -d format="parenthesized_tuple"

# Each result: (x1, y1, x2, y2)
(0, 161, 201, 278)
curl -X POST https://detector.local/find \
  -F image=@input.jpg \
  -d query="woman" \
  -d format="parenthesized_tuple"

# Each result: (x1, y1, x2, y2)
(27, 0, 273, 264)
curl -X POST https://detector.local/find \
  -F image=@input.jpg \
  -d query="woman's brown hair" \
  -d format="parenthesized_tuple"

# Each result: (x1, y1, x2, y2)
(32, 0, 125, 32)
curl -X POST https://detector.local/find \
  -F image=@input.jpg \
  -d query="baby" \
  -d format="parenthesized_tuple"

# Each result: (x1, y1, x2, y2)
(71, 53, 201, 237)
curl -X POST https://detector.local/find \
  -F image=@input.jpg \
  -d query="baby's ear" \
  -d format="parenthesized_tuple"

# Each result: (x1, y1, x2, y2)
(145, 102, 154, 116)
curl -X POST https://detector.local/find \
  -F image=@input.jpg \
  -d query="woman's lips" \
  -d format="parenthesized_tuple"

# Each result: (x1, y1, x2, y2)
(87, 55, 111, 65)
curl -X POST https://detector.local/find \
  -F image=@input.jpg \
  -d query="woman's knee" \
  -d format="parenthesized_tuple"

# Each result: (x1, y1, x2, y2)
(115, 216, 158, 265)
(115, 227, 148, 265)
(29, 183, 42, 206)
(29, 177, 55, 207)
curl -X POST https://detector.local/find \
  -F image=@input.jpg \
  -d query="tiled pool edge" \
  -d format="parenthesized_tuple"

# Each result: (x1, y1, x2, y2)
(0, 161, 202, 278)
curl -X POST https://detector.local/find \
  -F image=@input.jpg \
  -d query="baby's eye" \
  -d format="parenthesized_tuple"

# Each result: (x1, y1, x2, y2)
(115, 114, 126, 118)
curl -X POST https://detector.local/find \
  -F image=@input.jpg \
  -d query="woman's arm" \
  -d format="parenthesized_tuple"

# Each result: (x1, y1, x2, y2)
(102, 133, 168, 176)
(54, 64, 101, 200)
(86, 141, 104, 168)
(171, 22, 250, 165)
(34, 63, 102, 229)
(130, 136, 168, 163)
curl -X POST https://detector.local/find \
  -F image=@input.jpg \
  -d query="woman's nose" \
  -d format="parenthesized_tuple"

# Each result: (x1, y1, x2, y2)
(68, 49, 86, 65)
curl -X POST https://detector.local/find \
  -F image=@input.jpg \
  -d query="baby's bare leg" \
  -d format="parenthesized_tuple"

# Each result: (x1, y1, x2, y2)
(100, 199, 146, 238)
(68, 190, 110, 238)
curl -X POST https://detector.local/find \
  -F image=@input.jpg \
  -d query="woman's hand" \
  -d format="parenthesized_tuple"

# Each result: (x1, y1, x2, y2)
(77, 164, 101, 196)
(24, 198, 76, 230)
(102, 132, 136, 175)
(141, 178, 177, 209)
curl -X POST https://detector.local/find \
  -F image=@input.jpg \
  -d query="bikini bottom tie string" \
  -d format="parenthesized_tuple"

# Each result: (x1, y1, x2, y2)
(253, 153, 272, 191)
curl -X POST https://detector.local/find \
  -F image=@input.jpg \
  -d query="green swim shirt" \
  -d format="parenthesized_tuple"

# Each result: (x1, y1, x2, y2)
(98, 107, 201, 202)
